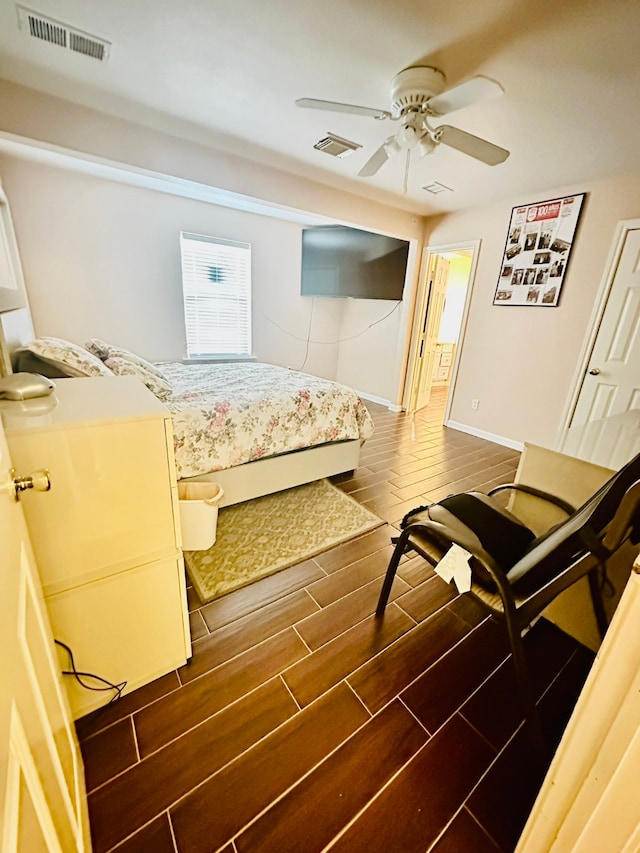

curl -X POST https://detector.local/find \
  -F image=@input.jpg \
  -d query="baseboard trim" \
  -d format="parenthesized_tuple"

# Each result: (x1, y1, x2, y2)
(445, 420, 524, 451)
(356, 390, 400, 411)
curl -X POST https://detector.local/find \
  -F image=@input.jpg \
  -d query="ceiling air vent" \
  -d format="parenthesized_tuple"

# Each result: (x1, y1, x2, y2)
(313, 133, 362, 159)
(17, 5, 111, 62)
(422, 181, 453, 195)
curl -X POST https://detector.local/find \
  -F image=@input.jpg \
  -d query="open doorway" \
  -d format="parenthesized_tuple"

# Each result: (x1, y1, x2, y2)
(403, 240, 479, 424)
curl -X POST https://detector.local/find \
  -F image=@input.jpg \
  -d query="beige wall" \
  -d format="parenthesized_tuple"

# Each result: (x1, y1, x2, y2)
(0, 155, 346, 376)
(4, 77, 640, 437)
(0, 79, 424, 400)
(428, 175, 640, 446)
(0, 80, 421, 238)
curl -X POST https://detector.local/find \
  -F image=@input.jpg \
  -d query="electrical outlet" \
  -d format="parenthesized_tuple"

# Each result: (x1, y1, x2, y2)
(471, 398, 479, 410)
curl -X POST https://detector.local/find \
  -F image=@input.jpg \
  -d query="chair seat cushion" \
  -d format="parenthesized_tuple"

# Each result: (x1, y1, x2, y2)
(440, 493, 536, 569)
(404, 492, 536, 591)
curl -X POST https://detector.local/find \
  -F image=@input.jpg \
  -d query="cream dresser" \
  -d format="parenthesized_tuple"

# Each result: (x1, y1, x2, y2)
(0, 376, 191, 719)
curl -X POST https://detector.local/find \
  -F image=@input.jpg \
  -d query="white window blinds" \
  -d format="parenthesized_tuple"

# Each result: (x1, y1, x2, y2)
(180, 232, 252, 357)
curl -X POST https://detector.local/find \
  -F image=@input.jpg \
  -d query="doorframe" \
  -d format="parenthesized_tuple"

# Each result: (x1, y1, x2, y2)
(403, 247, 435, 413)
(561, 218, 640, 430)
(402, 239, 481, 423)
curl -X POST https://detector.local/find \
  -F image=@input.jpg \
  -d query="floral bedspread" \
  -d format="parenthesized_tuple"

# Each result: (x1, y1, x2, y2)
(160, 362, 375, 479)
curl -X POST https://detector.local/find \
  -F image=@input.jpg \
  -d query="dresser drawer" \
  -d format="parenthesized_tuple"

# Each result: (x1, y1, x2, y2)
(11, 416, 178, 593)
(49, 554, 189, 718)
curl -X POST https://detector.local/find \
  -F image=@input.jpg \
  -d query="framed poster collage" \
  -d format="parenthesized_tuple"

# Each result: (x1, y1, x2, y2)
(494, 193, 585, 306)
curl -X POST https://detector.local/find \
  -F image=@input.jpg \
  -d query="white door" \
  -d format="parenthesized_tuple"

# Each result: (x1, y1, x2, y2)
(408, 254, 449, 411)
(0, 419, 90, 851)
(516, 569, 640, 853)
(571, 227, 640, 424)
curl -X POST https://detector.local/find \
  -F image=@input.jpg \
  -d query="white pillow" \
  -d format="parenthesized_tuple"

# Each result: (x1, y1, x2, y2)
(85, 339, 167, 379)
(104, 355, 173, 399)
(17, 337, 112, 378)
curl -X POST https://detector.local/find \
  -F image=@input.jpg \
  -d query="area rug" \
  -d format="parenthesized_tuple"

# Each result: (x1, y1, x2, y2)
(184, 478, 383, 603)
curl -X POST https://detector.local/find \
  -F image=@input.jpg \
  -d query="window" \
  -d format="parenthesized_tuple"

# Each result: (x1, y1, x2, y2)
(180, 232, 252, 357)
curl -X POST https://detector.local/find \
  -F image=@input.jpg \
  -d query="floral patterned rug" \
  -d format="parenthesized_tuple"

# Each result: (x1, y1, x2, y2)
(184, 479, 383, 603)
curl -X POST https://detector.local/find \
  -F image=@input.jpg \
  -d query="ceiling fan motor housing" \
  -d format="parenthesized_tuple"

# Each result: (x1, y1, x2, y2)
(390, 66, 446, 114)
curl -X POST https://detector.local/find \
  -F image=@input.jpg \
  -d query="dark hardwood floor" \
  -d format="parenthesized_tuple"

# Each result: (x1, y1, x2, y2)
(78, 388, 594, 853)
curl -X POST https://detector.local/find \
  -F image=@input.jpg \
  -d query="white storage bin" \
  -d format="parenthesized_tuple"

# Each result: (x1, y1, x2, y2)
(178, 482, 224, 550)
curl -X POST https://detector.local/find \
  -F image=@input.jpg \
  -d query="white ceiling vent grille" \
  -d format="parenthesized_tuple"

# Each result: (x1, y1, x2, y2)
(313, 133, 362, 158)
(17, 6, 111, 62)
(69, 31, 107, 60)
(422, 181, 453, 194)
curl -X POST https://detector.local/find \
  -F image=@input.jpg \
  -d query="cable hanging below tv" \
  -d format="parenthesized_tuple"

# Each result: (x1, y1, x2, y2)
(301, 225, 409, 300)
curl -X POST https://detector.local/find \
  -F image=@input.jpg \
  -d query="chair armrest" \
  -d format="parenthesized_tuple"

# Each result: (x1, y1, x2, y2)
(602, 481, 640, 551)
(487, 483, 576, 516)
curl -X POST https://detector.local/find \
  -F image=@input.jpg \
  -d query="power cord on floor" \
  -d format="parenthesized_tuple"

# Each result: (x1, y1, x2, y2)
(54, 639, 127, 705)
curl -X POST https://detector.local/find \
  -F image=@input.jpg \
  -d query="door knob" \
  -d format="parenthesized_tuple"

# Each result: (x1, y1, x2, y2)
(588, 368, 601, 376)
(10, 468, 51, 501)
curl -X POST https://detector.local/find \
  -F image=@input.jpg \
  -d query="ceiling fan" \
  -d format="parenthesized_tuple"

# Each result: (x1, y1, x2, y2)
(297, 66, 510, 191)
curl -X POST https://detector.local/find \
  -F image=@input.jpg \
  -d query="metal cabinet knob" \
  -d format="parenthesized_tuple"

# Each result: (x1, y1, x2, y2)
(588, 368, 601, 376)
(11, 468, 51, 501)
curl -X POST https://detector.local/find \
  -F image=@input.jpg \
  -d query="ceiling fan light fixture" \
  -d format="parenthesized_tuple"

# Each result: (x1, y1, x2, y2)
(383, 136, 402, 155)
(296, 64, 508, 186)
(417, 135, 437, 157)
(397, 125, 420, 149)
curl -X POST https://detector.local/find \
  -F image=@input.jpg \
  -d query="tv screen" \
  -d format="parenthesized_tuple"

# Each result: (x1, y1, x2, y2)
(301, 225, 409, 300)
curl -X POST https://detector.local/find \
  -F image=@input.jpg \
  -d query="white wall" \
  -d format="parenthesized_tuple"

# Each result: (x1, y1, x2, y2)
(0, 79, 424, 401)
(429, 174, 640, 446)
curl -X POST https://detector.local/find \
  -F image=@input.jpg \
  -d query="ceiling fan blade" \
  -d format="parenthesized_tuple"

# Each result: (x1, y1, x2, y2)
(437, 125, 510, 165)
(295, 98, 391, 120)
(428, 76, 504, 116)
(358, 141, 391, 177)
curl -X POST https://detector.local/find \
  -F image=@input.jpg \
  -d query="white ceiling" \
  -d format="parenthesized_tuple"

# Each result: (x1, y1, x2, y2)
(0, 0, 639, 216)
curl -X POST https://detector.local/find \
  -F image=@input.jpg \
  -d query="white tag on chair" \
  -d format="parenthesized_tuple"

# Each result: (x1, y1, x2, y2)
(435, 544, 472, 593)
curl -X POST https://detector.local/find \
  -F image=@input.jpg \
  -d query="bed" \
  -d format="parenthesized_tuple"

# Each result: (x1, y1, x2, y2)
(8, 337, 375, 506)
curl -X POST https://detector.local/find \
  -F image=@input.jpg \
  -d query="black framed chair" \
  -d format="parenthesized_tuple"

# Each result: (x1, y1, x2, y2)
(376, 452, 640, 752)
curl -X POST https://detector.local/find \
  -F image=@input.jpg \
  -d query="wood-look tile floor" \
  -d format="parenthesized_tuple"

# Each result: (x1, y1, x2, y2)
(78, 390, 594, 853)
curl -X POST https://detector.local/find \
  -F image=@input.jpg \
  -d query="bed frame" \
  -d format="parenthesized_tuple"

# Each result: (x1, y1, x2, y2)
(182, 438, 360, 506)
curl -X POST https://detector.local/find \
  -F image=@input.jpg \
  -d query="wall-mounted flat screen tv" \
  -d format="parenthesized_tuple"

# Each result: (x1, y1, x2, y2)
(301, 225, 409, 300)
